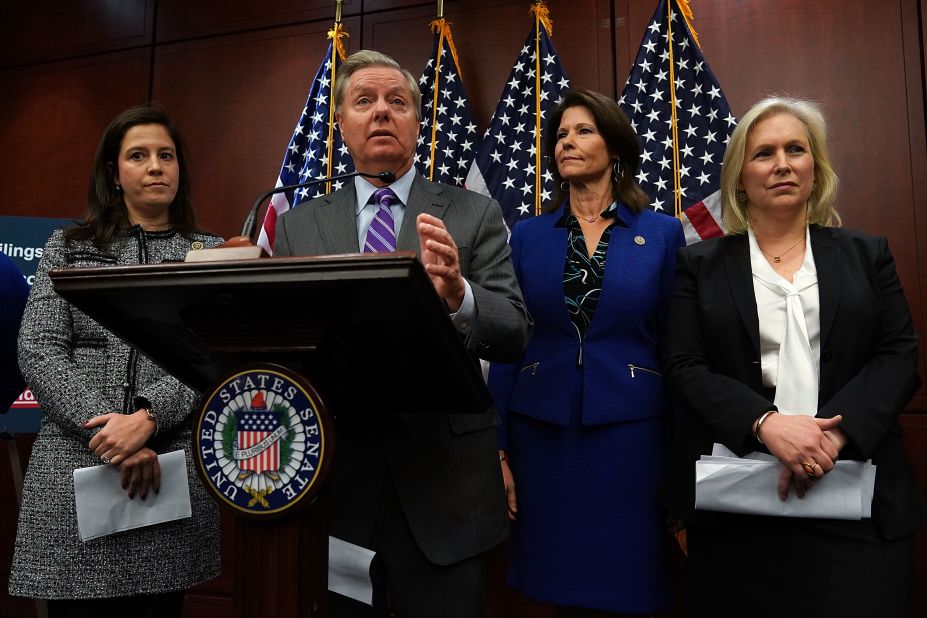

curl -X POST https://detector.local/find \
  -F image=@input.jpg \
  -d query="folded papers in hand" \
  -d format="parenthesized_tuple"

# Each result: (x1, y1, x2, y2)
(73, 449, 192, 541)
(695, 443, 875, 520)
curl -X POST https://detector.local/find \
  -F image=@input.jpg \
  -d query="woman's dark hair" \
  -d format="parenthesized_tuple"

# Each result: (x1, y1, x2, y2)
(65, 103, 197, 247)
(544, 89, 649, 213)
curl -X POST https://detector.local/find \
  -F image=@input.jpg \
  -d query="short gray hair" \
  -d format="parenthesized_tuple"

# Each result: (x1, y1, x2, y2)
(333, 50, 422, 120)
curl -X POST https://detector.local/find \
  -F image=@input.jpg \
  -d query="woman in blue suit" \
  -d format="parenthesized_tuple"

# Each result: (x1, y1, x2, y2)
(488, 89, 685, 616)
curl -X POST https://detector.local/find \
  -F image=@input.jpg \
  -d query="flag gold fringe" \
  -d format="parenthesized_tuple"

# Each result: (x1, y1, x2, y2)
(675, 0, 701, 49)
(425, 18, 463, 180)
(429, 18, 464, 77)
(327, 21, 349, 60)
(325, 22, 349, 191)
(530, 1, 553, 37)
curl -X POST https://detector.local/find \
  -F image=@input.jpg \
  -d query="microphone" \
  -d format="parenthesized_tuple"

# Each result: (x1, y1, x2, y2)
(241, 170, 397, 242)
(184, 169, 396, 263)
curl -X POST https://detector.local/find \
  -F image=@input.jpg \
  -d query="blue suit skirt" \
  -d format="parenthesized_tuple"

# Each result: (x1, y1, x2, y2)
(506, 366, 671, 613)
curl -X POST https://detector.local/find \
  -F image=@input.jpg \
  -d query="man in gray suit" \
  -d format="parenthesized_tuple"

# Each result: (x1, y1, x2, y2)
(274, 50, 530, 617)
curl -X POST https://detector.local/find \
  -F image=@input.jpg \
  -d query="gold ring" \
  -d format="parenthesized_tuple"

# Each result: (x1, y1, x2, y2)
(802, 462, 816, 475)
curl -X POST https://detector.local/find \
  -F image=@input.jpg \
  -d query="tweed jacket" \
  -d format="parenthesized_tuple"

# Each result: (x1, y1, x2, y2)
(9, 226, 222, 599)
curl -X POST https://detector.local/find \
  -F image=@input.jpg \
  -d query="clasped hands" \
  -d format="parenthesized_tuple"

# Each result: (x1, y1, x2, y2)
(417, 213, 465, 313)
(756, 412, 847, 500)
(84, 410, 159, 500)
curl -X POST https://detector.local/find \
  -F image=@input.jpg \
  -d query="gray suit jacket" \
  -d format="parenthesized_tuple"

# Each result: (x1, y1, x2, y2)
(275, 174, 530, 565)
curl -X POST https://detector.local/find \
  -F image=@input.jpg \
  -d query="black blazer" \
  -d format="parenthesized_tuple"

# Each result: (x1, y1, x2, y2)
(659, 225, 926, 539)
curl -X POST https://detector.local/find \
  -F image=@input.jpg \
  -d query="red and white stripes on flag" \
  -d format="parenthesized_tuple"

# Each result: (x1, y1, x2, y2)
(237, 410, 282, 474)
(257, 24, 353, 255)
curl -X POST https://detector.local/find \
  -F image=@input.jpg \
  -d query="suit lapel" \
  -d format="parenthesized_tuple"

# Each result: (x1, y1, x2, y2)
(589, 207, 634, 336)
(314, 184, 363, 253)
(810, 225, 840, 347)
(723, 235, 761, 355)
(396, 175, 450, 252)
(532, 208, 572, 326)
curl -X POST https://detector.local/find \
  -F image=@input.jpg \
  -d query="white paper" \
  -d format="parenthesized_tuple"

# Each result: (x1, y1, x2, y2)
(711, 443, 777, 462)
(73, 450, 192, 541)
(328, 536, 376, 606)
(695, 443, 876, 520)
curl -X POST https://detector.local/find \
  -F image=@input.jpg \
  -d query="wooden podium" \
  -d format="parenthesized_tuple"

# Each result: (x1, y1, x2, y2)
(50, 253, 490, 617)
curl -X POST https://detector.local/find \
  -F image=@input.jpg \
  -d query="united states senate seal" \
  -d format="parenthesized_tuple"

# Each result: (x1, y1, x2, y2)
(194, 364, 333, 518)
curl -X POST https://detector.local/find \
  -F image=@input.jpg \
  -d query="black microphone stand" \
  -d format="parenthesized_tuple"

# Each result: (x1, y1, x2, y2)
(241, 170, 396, 243)
(184, 170, 395, 262)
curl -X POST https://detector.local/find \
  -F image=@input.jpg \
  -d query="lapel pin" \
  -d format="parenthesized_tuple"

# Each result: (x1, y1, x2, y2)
(634, 235, 646, 246)
(191, 241, 205, 250)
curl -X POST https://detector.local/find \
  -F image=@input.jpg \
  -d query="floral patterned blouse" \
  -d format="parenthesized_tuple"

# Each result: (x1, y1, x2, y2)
(558, 201, 626, 341)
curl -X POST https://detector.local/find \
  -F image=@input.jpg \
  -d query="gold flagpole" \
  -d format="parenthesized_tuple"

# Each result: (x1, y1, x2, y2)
(427, 0, 465, 181)
(666, 0, 703, 220)
(531, 2, 552, 216)
(325, 0, 348, 193)
(666, 0, 682, 218)
(428, 0, 446, 181)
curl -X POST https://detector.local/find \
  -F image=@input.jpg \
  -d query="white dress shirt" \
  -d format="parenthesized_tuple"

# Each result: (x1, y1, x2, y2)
(749, 226, 821, 415)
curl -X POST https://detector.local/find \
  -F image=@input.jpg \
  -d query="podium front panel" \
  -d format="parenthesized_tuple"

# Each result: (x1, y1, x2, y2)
(50, 253, 491, 415)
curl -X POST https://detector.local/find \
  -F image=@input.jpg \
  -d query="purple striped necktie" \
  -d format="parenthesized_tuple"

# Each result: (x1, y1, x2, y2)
(364, 187, 398, 253)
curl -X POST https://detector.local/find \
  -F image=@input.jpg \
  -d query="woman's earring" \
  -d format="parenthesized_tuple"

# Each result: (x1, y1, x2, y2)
(613, 161, 623, 184)
(735, 189, 747, 204)
(114, 183, 121, 192)
(560, 181, 569, 191)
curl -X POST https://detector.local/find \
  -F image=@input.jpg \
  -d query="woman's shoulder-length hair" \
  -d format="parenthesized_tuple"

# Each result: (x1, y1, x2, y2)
(543, 88, 649, 213)
(720, 95, 840, 235)
(65, 103, 197, 247)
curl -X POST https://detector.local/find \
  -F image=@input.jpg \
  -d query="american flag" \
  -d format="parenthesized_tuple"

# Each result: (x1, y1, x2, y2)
(258, 24, 353, 255)
(618, 0, 735, 243)
(236, 403, 282, 474)
(414, 18, 478, 187)
(466, 3, 571, 230)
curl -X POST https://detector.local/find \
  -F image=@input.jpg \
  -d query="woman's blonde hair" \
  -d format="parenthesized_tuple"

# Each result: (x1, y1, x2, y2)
(720, 96, 840, 234)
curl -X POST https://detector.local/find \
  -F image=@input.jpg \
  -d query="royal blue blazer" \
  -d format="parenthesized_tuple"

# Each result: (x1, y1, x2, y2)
(488, 202, 685, 447)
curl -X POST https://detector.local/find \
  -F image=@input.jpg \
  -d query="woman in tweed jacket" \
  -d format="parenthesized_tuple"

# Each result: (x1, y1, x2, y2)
(9, 105, 221, 617)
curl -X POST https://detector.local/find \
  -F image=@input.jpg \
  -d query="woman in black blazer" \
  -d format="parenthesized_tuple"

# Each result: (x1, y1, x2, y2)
(660, 96, 926, 617)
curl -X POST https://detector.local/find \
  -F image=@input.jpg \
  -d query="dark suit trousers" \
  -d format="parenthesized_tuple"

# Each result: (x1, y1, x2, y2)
(328, 426, 488, 618)
(685, 515, 914, 618)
